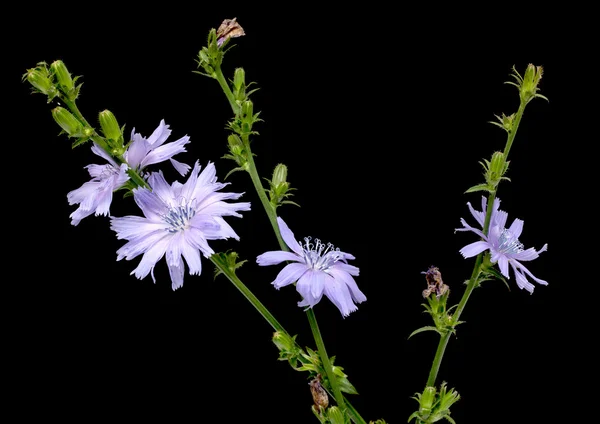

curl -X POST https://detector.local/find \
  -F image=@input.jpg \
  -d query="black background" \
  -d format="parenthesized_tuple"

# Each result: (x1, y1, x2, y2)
(7, 3, 592, 423)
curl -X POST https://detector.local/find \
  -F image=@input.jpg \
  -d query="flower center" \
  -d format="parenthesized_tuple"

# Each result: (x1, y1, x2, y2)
(300, 236, 343, 271)
(497, 228, 524, 254)
(163, 198, 196, 233)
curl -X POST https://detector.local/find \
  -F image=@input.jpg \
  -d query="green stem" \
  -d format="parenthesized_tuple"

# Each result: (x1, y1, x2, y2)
(212, 65, 351, 418)
(242, 134, 287, 249)
(214, 65, 240, 115)
(210, 255, 286, 333)
(503, 102, 526, 158)
(210, 255, 366, 424)
(424, 99, 528, 388)
(307, 308, 346, 412)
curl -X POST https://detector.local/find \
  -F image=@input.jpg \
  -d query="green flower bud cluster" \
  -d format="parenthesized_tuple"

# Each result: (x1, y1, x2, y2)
(228, 99, 262, 137)
(24, 60, 82, 102)
(195, 28, 225, 77)
(408, 382, 460, 424)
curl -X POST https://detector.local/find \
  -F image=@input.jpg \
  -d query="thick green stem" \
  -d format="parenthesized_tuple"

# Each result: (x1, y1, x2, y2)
(212, 65, 352, 418)
(424, 99, 528, 388)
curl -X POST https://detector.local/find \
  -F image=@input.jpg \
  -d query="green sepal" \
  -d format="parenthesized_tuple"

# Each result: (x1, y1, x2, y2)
(212, 250, 247, 280)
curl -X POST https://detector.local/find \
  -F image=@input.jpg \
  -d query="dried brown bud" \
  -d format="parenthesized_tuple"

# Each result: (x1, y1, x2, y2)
(422, 266, 449, 298)
(309, 374, 329, 411)
(216, 17, 245, 47)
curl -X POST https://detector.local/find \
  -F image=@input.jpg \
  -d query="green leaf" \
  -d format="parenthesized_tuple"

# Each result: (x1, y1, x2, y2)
(408, 326, 441, 339)
(464, 183, 491, 194)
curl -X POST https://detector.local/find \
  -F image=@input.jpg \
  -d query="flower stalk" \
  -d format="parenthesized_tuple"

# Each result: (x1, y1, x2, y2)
(207, 46, 352, 419)
(424, 64, 542, 388)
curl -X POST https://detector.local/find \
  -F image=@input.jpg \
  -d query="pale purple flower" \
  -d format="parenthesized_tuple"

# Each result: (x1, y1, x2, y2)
(110, 161, 250, 290)
(456, 196, 548, 293)
(256, 217, 366, 317)
(125, 119, 191, 177)
(67, 144, 130, 226)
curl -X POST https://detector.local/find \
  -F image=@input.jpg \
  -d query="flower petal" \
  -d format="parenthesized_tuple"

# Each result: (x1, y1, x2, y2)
(276, 217, 303, 256)
(272, 263, 309, 289)
(296, 270, 323, 307)
(140, 135, 190, 169)
(168, 262, 185, 290)
(257, 251, 303, 266)
(130, 236, 170, 281)
(146, 119, 172, 147)
(169, 158, 191, 176)
(324, 275, 358, 317)
(459, 241, 490, 258)
(328, 268, 367, 303)
(508, 218, 524, 239)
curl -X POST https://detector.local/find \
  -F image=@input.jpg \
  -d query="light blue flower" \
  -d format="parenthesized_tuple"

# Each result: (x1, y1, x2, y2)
(66, 120, 191, 226)
(456, 196, 548, 293)
(125, 119, 191, 177)
(110, 161, 250, 290)
(257, 217, 366, 317)
(67, 144, 129, 226)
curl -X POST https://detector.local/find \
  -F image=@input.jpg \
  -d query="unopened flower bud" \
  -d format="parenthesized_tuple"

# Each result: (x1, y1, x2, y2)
(419, 386, 436, 413)
(24, 67, 56, 97)
(50, 60, 73, 92)
(327, 406, 345, 424)
(233, 68, 245, 91)
(227, 134, 245, 156)
(272, 331, 295, 352)
(272, 164, 288, 188)
(521, 64, 543, 101)
(489, 151, 507, 177)
(99, 110, 122, 141)
(52, 106, 82, 136)
(242, 100, 253, 117)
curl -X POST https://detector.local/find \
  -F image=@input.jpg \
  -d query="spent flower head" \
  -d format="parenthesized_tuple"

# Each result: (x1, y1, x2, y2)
(456, 196, 548, 293)
(256, 217, 366, 317)
(110, 161, 250, 290)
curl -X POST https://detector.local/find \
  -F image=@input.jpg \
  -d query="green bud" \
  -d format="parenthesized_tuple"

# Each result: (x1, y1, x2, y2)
(52, 106, 83, 136)
(242, 100, 253, 117)
(227, 134, 245, 156)
(327, 406, 346, 424)
(99, 110, 122, 142)
(233, 68, 245, 91)
(420, 386, 436, 414)
(24, 68, 55, 96)
(272, 164, 288, 188)
(436, 382, 461, 414)
(50, 60, 73, 92)
(489, 151, 506, 176)
(272, 331, 295, 352)
(521, 63, 543, 102)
